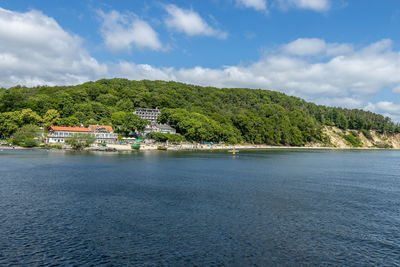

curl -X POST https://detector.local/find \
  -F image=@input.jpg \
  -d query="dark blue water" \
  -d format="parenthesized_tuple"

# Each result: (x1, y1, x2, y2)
(1, 149, 400, 266)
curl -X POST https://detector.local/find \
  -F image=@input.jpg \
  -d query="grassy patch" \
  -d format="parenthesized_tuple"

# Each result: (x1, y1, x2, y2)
(40, 143, 63, 149)
(342, 131, 363, 147)
(360, 129, 373, 141)
(374, 142, 392, 149)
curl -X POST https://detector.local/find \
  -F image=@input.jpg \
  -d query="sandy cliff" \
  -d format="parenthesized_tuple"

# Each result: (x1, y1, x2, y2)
(323, 126, 400, 149)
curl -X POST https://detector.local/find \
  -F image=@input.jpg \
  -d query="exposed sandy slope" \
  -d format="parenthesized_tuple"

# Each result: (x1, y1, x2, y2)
(323, 126, 400, 149)
(99, 128, 400, 151)
(4, 127, 397, 151)
(93, 127, 400, 151)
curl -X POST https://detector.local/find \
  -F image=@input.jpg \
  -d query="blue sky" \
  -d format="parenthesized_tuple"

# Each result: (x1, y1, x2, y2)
(1, 0, 400, 120)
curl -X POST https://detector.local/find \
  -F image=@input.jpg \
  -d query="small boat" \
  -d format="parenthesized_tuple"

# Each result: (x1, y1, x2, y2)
(131, 143, 140, 150)
(157, 146, 167, 150)
(228, 148, 239, 155)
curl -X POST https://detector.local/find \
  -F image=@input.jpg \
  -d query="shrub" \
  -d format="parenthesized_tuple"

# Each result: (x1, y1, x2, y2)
(361, 129, 373, 141)
(147, 132, 185, 143)
(374, 142, 392, 149)
(12, 124, 42, 147)
(23, 138, 38, 148)
(40, 143, 63, 149)
(65, 133, 95, 150)
(342, 131, 363, 147)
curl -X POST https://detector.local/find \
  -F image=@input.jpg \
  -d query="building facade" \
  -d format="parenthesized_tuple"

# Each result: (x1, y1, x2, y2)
(47, 125, 118, 144)
(143, 122, 176, 135)
(134, 108, 177, 136)
(133, 108, 161, 123)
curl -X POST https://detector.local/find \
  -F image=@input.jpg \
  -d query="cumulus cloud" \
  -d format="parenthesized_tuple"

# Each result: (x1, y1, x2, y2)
(0, 7, 107, 88)
(315, 97, 364, 109)
(164, 4, 227, 39)
(236, 0, 268, 11)
(98, 10, 162, 52)
(110, 38, 400, 121)
(2, 6, 400, 121)
(392, 85, 400, 93)
(113, 38, 400, 98)
(276, 0, 331, 12)
(365, 102, 400, 122)
(283, 38, 353, 56)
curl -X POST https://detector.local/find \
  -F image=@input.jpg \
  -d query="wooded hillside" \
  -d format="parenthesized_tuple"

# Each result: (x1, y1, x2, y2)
(0, 79, 398, 145)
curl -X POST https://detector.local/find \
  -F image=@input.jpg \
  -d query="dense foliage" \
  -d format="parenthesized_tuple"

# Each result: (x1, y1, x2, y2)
(0, 79, 398, 145)
(147, 132, 186, 143)
(342, 131, 363, 147)
(65, 133, 96, 150)
(12, 124, 42, 147)
(111, 111, 148, 136)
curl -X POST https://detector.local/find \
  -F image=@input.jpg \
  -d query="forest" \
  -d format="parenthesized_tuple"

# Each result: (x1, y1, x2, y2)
(0, 78, 398, 146)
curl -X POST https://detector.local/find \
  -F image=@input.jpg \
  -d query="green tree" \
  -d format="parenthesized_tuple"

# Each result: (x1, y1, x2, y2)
(59, 116, 79, 126)
(112, 112, 148, 136)
(336, 113, 349, 130)
(97, 93, 118, 106)
(65, 133, 96, 150)
(0, 78, 398, 146)
(116, 99, 134, 112)
(111, 111, 126, 126)
(147, 132, 185, 143)
(0, 112, 19, 138)
(43, 109, 60, 129)
(0, 89, 26, 112)
(12, 124, 42, 147)
(343, 131, 362, 147)
(18, 109, 42, 126)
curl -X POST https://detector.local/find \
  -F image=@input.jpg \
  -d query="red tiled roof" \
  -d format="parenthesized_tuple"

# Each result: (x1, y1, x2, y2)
(88, 125, 114, 133)
(49, 126, 91, 132)
(49, 125, 114, 133)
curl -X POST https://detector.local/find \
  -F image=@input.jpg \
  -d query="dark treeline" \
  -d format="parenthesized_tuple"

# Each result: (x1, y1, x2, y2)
(0, 79, 398, 145)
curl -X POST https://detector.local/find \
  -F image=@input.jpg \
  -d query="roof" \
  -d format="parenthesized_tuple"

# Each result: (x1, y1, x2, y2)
(88, 125, 114, 133)
(155, 123, 175, 131)
(135, 108, 160, 112)
(49, 125, 114, 133)
(49, 126, 91, 132)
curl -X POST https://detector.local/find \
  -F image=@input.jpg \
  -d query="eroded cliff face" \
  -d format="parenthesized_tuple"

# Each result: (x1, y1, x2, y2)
(321, 126, 400, 149)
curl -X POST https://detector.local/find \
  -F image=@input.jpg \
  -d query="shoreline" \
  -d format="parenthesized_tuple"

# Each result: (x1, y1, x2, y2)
(95, 143, 398, 151)
(1, 143, 397, 152)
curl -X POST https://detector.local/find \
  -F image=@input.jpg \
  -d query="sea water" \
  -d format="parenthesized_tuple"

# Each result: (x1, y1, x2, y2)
(1, 149, 399, 266)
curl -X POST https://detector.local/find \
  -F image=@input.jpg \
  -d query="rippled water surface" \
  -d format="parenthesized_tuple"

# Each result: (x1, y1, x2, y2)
(1, 149, 400, 266)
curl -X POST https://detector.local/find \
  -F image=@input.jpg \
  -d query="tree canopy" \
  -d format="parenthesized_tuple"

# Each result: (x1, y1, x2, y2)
(0, 79, 398, 145)
(65, 133, 96, 150)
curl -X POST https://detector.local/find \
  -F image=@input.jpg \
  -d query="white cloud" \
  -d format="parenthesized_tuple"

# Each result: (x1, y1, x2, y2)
(284, 38, 326, 55)
(112, 38, 400, 121)
(392, 85, 400, 93)
(0, 7, 107, 88)
(164, 4, 227, 39)
(366, 101, 400, 114)
(276, 0, 331, 12)
(365, 102, 400, 122)
(283, 38, 353, 56)
(114, 38, 400, 98)
(236, 0, 267, 11)
(315, 97, 364, 109)
(98, 10, 162, 52)
(2, 6, 400, 121)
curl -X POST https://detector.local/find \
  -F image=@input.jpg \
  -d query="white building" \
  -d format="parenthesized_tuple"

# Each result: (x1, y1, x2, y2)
(47, 125, 118, 144)
(134, 107, 177, 136)
(143, 122, 176, 135)
(133, 108, 161, 123)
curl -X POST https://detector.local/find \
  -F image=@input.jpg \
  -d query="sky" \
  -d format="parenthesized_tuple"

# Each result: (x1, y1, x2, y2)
(1, 0, 400, 120)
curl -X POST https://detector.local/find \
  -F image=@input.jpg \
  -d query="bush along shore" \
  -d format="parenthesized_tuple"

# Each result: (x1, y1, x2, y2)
(1, 126, 399, 151)
(1, 78, 399, 149)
